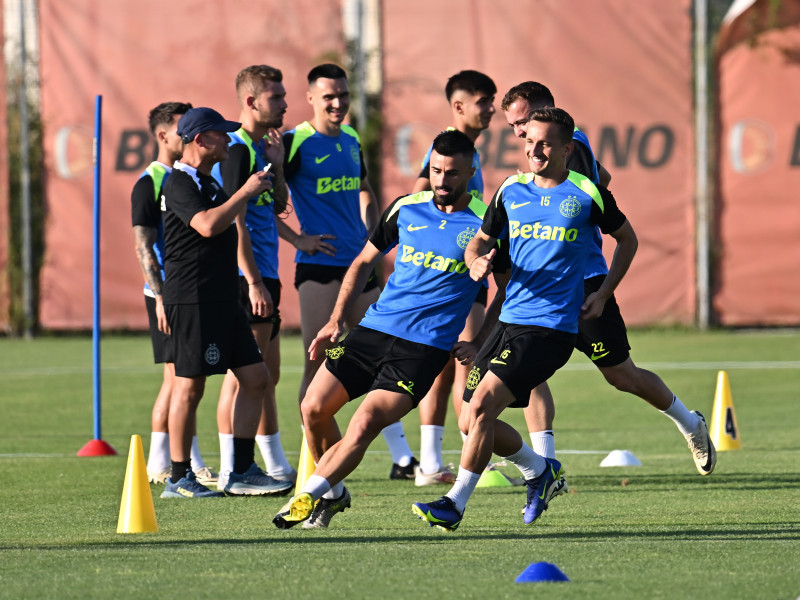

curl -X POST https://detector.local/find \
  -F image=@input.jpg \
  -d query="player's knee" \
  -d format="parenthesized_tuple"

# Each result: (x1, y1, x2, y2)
(345, 413, 381, 449)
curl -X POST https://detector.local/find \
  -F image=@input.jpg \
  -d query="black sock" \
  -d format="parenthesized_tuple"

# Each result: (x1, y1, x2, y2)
(233, 437, 256, 474)
(170, 460, 191, 483)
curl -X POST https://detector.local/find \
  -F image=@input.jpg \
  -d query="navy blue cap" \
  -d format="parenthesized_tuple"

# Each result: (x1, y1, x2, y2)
(177, 107, 240, 142)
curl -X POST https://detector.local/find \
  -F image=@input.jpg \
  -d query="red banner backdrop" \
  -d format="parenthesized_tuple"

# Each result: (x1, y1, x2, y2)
(381, 0, 696, 325)
(713, 0, 800, 325)
(37, 0, 344, 329)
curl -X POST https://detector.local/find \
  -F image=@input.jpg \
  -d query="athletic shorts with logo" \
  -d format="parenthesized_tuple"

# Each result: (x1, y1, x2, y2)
(575, 274, 630, 367)
(463, 322, 575, 408)
(165, 301, 262, 378)
(237, 275, 282, 338)
(145, 294, 173, 364)
(324, 325, 450, 408)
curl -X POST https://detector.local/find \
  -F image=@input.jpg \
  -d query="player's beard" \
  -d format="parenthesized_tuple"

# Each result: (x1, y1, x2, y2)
(433, 180, 469, 207)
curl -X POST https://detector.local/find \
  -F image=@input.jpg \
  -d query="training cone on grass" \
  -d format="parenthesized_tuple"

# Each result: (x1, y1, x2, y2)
(516, 562, 570, 583)
(294, 431, 317, 496)
(117, 435, 157, 534)
(709, 370, 741, 451)
(476, 466, 512, 487)
(600, 449, 642, 467)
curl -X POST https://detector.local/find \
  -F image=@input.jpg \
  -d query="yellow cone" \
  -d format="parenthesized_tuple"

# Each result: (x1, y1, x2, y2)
(476, 468, 512, 488)
(294, 431, 317, 496)
(117, 435, 158, 533)
(709, 370, 741, 451)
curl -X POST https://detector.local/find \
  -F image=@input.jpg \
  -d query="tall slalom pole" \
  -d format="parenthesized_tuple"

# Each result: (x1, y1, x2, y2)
(78, 95, 117, 457)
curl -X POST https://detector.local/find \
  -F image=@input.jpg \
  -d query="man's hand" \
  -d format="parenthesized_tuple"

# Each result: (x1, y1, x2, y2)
(451, 340, 478, 366)
(295, 231, 337, 256)
(155, 296, 170, 335)
(241, 170, 272, 199)
(264, 128, 285, 166)
(308, 320, 343, 361)
(469, 248, 496, 282)
(580, 290, 610, 321)
(248, 281, 274, 318)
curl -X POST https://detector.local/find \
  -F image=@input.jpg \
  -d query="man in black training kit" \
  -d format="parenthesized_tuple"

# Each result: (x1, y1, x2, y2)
(160, 107, 292, 498)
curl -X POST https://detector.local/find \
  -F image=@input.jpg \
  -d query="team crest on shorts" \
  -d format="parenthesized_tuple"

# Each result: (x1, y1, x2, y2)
(559, 195, 582, 218)
(466, 366, 482, 390)
(456, 227, 476, 249)
(325, 346, 345, 360)
(204, 343, 221, 365)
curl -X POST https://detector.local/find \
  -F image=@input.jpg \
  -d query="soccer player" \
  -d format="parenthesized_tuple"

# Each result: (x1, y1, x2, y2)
(411, 70, 498, 485)
(502, 82, 716, 477)
(413, 107, 637, 531)
(272, 130, 506, 529)
(212, 65, 296, 490)
(130, 101, 216, 487)
(278, 64, 415, 478)
(159, 107, 292, 498)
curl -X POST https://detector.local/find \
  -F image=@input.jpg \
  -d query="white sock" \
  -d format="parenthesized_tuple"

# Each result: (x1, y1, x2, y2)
(302, 474, 332, 501)
(445, 468, 481, 513)
(218, 433, 234, 475)
(190, 436, 206, 470)
(662, 395, 699, 436)
(529, 430, 556, 459)
(322, 481, 345, 500)
(147, 431, 170, 473)
(502, 442, 546, 481)
(256, 432, 295, 478)
(419, 425, 445, 474)
(382, 421, 414, 466)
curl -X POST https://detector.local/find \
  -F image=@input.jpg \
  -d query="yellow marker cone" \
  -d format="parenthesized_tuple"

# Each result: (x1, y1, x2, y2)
(476, 467, 512, 488)
(709, 370, 741, 451)
(294, 431, 317, 496)
(117, 435, 158, 533)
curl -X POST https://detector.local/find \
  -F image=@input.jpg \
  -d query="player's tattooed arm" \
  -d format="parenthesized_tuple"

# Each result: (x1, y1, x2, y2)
(133, 225, 163, 296)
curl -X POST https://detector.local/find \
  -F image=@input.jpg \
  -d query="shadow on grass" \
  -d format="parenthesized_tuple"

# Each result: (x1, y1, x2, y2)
(4, 521, 799, 552)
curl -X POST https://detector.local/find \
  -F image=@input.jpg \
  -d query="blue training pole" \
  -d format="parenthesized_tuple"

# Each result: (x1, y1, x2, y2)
(92, 95, 102, 440)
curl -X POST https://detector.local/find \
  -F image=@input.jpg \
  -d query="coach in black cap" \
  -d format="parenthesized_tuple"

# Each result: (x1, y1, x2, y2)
(158, 107, 292, 499)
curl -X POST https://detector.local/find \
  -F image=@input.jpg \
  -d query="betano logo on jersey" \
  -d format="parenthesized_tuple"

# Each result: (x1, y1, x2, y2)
(316, 175, 361, 195)
(509, 220, 579, 242)
(400, 244, 468, 273)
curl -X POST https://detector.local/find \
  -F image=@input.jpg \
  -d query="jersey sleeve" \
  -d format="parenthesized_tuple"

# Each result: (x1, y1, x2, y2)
(131, 175, 160, 228)
(165, 173, 207, 227)
(482, 188, 509, 239)
(217, 144, 252, 197)
(283, 132, 300, 180)
(368, 196, 404, 252)
(590, 186, 627, 234)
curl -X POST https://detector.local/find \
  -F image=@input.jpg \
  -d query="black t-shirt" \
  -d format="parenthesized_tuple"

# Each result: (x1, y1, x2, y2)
(131, 174, 161, 229)
(162, 165, 239, 304)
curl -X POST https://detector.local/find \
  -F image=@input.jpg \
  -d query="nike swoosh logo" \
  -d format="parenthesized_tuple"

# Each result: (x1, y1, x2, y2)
(489, 357, 507, 365)
(315, 154, 331, 164)
(510, 201, 531, 209)
(538, 464, 560, 499)
(407, 224, 428, 232)
(590, 351, 610, 361)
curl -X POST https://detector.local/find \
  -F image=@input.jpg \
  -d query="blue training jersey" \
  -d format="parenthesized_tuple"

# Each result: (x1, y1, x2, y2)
(211, 128, 280, 279)
(283, 122, 368, 267)
(359, 192, 488, 351)
(483, 171, 626, 333)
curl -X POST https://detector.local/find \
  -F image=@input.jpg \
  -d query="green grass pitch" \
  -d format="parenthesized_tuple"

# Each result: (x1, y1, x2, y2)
(0, 329, 798, 599)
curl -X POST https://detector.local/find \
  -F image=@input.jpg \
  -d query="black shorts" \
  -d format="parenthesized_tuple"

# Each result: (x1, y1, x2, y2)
(145, 294, 173, 364)
(294, 263, 380, 293)
(165, 301, 263, 378)
(463, 322, 575, 408)
(237, 276, 281, 339)
(575, 275, 631, 368)
(323, 325, 450, 408)
(474, 286, 488, 307)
